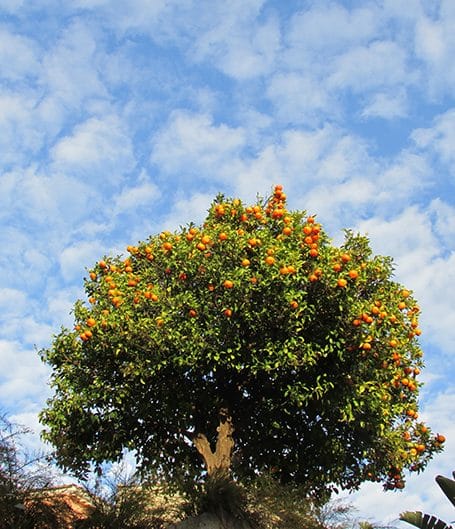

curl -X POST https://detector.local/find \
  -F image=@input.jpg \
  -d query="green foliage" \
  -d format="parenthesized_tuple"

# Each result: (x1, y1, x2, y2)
(400, 472, 455, 529)
(40, 185, 444, 498)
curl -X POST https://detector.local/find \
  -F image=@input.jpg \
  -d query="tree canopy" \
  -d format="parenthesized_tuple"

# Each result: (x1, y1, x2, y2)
(40, 185, 445, 499)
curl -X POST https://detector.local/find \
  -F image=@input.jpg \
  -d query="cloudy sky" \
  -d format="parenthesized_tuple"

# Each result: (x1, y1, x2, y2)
(1, 0, 454, 525)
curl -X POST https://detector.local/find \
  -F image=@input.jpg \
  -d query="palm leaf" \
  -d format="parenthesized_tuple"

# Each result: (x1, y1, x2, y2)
(436, 475, 455, 509)
(400, 511, 453, 529)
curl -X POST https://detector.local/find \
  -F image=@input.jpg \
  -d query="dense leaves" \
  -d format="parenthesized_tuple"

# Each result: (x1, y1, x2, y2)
(40, 185, 444, 498)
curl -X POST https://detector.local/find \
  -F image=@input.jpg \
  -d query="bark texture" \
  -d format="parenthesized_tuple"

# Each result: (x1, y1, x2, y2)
(193, 410, 234, 477)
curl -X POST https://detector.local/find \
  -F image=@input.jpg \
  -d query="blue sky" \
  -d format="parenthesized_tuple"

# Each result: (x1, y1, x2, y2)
(1, 0, 454, 524)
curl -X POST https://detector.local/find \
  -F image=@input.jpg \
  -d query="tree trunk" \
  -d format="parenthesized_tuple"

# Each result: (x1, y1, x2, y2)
(193, 409, 234, 477)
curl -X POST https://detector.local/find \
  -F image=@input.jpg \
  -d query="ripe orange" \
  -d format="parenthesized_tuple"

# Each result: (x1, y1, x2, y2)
(361, 342, 372, 350)
(279, 266, 289, 275)
(86, 317, 96, 327)
(89, 272, 97, 281)
(162, 242, 172, 251)
(99, 260, 107, 269)
(241, 258, 250, 267)
(223, 308, 232, 317)
(282, 226, 292, 236)
(188, 309, 197, 318)
(403, 431, 411, 441)
(309, 248, 318, 258)
(348, 270, 358, 279)
(290, 300, 299, 309)
(223, 279, 234, 289)
(218, 232, 228, 241)
(309, 274, 318, 282)
(398, 301, 406, 310)
(303, 225, 313, 235)
(272, 209, 284, 219)
(337, 278, 347, 287)
(265, 255, 275, 265)
(196, 242, 206, 251)
(306, 216, 315, 224)
(341, 253, 351, 263)
(436, 434, 446, 443)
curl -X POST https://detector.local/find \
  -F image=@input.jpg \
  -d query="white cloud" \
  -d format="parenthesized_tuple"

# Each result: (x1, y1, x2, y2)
(266, 73, 335, 126)
(287, 3, 379, 54)
(0, 340, 50, 408)
(192, 6, 280, 79)
(42, 20, 107, 108)
(161, 191, 214, 232)
(328, 40, 412, 93)
(429, 198, 455, 250)
(151, 110, 246, 180)
(59, 240, 103, 281)
(361, 90, 408, 119)
(0, 89, 42, 164)
(0, 28, 39, 81)
(52, 115, 135, 179)
(411, 108, 455, 170)
(113, 175, 160, 213)
(414, 3, 455, 96)
(0, 288, 29, 319)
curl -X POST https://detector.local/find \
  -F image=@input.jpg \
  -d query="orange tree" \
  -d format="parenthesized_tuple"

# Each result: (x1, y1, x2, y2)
(40, 185, 444, 499)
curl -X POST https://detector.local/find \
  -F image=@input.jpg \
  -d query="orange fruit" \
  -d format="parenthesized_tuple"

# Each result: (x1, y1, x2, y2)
(337, 278, 347, 287)
(162, 242, 172, 251)
(218, 232, 228, 241)
(282, 226, 292, 236)
(241, 258, 250, 267)
(188, 309, 197, 318)
(341, 253, 351, 263)
(272, 209, 284, 219)
(89, 272, 97, 281)
(86, 317, 96, 327)
(436, 434, 446, 443)
(196, 242, 206, 251)
(223, 308, 232, 317)
(303, 225, 313, 235)
(99, 260, 107, 269)
(290, 300, 299, 309)
(265, 255, 275, 265)
(223, 279, 234, 289)
(307, 216, 315, 224)
(333, 263, 342, 272)
(348, 270, 358, 279)
(309, 248, 318, 257)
